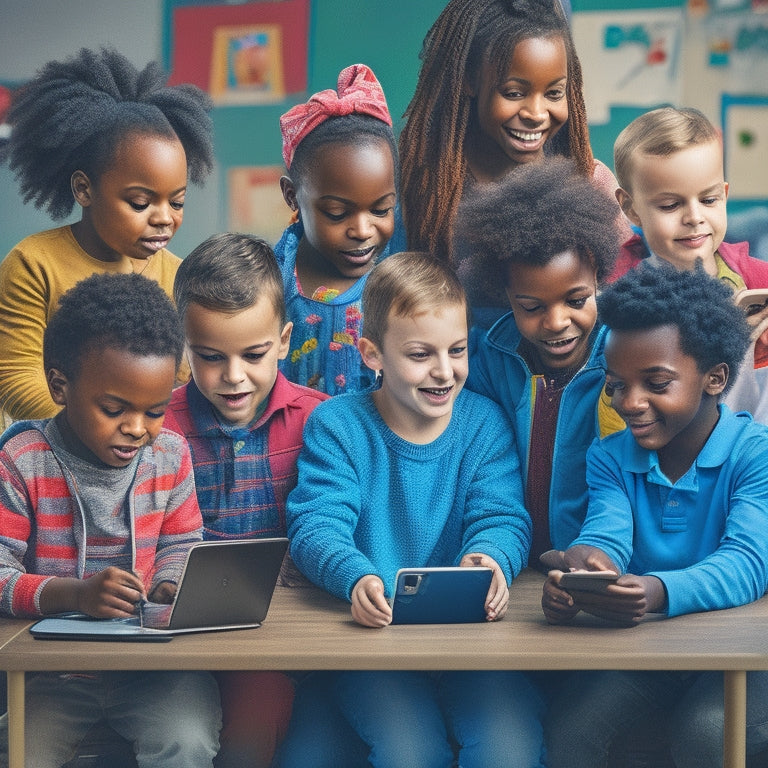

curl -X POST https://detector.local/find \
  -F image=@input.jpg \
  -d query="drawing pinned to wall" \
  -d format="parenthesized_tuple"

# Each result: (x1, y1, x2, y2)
(166, 0, 309, 98)
(572, 9, 683, 124)
(702, 11, 768, 91)
(210, 25, 285, 104)
(722, 95, 768, 199)
(228, 166, 290, 245)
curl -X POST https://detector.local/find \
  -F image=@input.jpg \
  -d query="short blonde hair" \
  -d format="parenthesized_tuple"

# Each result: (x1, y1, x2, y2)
(614, 107, 720, 193)
(362, 251, 469, 348)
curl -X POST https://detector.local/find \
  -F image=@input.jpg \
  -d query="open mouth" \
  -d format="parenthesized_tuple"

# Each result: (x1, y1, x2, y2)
(112, 445, 140, 461)
(419, 385, 454, 403)
(220, 392, 250, 407)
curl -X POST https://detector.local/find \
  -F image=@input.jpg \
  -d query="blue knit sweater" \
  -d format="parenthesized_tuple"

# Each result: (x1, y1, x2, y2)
(286, 388, 531, 601)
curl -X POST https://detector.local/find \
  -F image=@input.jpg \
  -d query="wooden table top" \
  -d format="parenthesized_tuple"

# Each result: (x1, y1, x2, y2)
(1, 569, 767, 673)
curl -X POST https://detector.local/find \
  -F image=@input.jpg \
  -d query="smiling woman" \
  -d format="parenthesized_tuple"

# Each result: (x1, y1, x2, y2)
(0, 46, 213, 421)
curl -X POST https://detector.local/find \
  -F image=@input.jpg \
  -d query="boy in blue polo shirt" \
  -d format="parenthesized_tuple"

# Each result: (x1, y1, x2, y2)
(542, 264, 768, 768)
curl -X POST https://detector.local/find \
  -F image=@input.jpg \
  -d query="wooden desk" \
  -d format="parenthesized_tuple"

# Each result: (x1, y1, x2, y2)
(2, 569, 767, 768)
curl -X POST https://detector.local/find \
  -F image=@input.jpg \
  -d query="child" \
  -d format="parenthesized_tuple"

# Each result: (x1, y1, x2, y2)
(164, 232, 328, 768)
(541, 264, 768, 768)
(398, 0, 629, 328)
(610, 105, 768, 421)
(0, 47, 213, 420)
(281, 252, 540, 768)
(0, 272, 221, 767)
(276, 63, 405, 395)
(462, 158, 624, 566)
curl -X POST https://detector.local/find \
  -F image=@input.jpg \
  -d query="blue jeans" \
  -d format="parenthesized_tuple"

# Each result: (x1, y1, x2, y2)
(278, 670, 546, 768)
(545, 670, 768, 768)
(25, 670, 222, 768)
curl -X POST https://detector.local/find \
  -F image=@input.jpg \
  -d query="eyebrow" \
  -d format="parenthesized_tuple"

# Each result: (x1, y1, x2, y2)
(319, 192, 396, 205)
(605, 365, 677, 377)
(124, 185, 187, 196)
(502, 75, 567, 87)
(514, 285, 592, 300)
(191, 341, 274, 352)
(101, 394, 172, 409)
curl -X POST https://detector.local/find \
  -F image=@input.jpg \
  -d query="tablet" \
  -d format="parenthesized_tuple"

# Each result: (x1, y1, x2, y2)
(558, 570, 619, 594)
(390, 566, 492, 625)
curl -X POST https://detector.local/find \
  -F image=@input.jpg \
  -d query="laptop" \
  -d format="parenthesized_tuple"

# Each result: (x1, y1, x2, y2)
(29, 537, 288, 642)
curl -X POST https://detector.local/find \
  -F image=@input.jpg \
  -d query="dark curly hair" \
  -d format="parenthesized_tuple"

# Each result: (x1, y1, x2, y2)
(288, 114, 398, 191)
(399, 0, 591, 262)
(44, 273, 185, 381)
(174, 233, 286, 324)
(597, 263, 751, 394)
(2, 47, 214, 220)
(457, 157, 621, 294)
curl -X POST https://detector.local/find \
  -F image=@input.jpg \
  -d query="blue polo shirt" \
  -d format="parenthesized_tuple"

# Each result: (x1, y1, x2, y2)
(573, 404, 768, 617)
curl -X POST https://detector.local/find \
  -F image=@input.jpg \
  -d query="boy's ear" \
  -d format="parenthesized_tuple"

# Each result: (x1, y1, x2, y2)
(357, 337, 383, 374)
(47, 368, 69, 405)
(71, 170, 93, 207)
(616, 188, 642, 228)
(277, 321, 293, 361)
(724, 181, 729, 200)
(705, 363, 728, 397)
(280, 175, 298, 212)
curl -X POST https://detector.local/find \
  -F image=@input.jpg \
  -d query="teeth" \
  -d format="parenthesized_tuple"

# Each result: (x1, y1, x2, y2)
(545, 338, 574, 347)
(509, 130, 543, 141)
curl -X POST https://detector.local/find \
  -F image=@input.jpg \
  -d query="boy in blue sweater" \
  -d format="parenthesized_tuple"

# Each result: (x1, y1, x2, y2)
(542, 264, 768, 768)
(283, 251, 540, 768)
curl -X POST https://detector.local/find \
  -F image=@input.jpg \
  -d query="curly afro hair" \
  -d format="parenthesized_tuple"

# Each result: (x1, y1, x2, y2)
(44, 272, 185, 382)
(597, 263, 751, 394)
(3, 47, 213, 220)
(457, 157, 621, 295)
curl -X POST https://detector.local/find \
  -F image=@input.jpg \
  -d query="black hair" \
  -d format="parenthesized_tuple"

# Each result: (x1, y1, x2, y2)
(44, 273, 185, 381)
(457, 157, 620, 292)
(174, 233, 286, 324)
(2, 47, 214, 220)
(288, 114, 398, 190)
(597, 263, 751, 394)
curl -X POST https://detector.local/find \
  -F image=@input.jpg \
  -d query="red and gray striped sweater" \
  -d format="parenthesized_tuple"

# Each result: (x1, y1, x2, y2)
(0, 421, 203, 617)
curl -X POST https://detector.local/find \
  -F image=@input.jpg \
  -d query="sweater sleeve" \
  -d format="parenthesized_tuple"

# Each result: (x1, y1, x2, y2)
(459, 401, 531, 583)
(286, 405, 378, 601)
(569, 439, 635, 572)
(0, 441, 54, 616)
(0, 247, 60, 420)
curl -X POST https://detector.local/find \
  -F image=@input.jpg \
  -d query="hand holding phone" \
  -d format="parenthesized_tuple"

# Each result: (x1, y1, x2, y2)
(558, 570, 619, 594)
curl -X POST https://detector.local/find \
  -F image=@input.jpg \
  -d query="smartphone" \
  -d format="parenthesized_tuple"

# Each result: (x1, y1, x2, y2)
(558, 570, 619, 595)
(736, 289, 768, 317)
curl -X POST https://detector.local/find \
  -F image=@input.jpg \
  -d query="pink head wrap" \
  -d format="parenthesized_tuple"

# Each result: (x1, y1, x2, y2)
(280, 63, 392, 169)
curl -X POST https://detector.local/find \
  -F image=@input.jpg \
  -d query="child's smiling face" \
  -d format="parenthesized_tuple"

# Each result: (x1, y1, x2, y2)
(73, 132, 188, 263)
(359, 302, 469, 444)
(471, 35, 569, 173)
(504, 249, 597, 373)
(604, 324, 726, 477)
(284, 139, 396, 282)
(184, 295, 292, 428)
(49, 346, 176, 468)
(617, 139, 728, 274)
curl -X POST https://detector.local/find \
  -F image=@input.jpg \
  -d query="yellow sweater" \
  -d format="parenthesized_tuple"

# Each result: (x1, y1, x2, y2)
(0, 225, 188, 420)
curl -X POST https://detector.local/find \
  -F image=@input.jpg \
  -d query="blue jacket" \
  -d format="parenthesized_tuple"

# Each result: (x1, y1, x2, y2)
(466, 314, 622, 551)
(574, 405, 768, 617)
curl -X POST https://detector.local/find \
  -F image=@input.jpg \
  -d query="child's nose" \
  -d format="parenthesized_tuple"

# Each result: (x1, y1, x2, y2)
(223, 359, 246, 383)
(543, 306, 570, 332)
(347, 213, 375, 241)
(519, 94, 546, 123)
(431, 353, 453, 380)
(682, 201, 705, 224)
(149, 202, 175, 227)
(121, 414, 147, 438)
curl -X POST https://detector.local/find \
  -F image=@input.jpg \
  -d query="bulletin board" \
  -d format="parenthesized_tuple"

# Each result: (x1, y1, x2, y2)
(722, 94, 768, 200)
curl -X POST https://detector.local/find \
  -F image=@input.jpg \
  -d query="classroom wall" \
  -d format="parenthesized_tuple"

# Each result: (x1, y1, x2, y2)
(2, 0, 767, 259)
